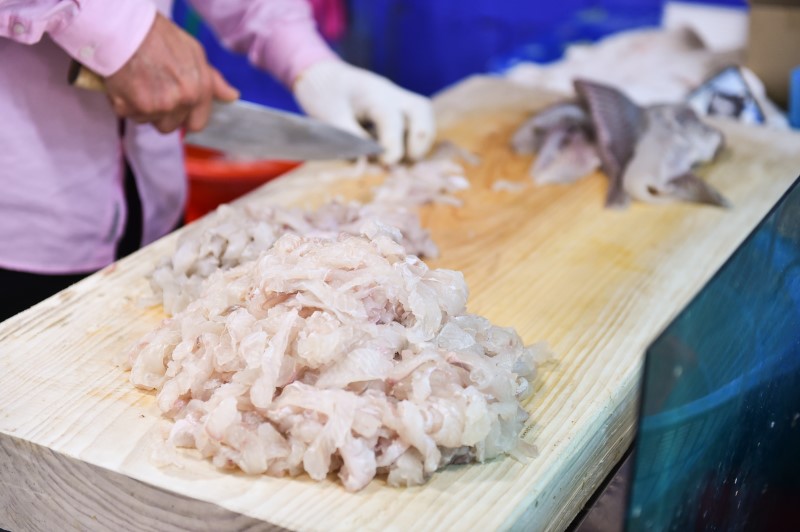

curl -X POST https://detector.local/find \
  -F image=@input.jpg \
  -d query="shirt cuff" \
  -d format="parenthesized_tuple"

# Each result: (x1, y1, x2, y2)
(49, 0, 157, 77)
(254, 21, 339, 87)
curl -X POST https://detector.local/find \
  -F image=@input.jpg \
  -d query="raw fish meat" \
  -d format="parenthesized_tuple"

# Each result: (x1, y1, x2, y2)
(150, 158, 470, 314)
(124, 153, 549, 492)
(125, 232, 547, 492)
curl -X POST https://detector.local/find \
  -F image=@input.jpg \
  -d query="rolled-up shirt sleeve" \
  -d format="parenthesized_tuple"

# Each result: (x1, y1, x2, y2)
(187, 0, 338, 86)
(0, 0, 157, 76)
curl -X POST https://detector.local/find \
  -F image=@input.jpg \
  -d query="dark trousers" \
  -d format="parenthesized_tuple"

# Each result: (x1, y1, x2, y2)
(0, 161, 144, 323)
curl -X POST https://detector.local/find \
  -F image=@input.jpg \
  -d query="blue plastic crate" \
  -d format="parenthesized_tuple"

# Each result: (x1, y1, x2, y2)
(346, 0, 667, 95)
(668, 0, 747, 7)
(591, 0, 662, 9)
(564, 7, 662, 41)
(489, 5, 662, 75)
(171, 0, 686, 100)
(346, 0, 598, 95)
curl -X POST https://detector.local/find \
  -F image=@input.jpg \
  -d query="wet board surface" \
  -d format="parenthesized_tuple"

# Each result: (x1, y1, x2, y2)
(2, 77, 800, 532)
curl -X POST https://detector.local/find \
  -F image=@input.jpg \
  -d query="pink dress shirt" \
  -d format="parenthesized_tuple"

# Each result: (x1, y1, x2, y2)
(0, 0, 335, 274)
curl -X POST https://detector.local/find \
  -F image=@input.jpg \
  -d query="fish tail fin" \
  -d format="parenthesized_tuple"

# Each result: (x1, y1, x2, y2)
(669, 172, 731, 208)
(605, 178, 631, 209)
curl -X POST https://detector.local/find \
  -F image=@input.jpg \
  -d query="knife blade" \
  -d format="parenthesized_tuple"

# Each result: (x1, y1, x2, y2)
(184, 100, 383, 161)
(69, 62, 383, 161)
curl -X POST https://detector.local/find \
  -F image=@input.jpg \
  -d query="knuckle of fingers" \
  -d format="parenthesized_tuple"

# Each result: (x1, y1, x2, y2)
(152, 102, 171, 116)
(182, 88, 201, 107)
(137, 100, 156, 116)
(164, 90, 184, 113)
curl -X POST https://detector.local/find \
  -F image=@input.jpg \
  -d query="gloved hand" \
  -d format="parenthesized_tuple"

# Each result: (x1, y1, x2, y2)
(293, 60, 436, 165)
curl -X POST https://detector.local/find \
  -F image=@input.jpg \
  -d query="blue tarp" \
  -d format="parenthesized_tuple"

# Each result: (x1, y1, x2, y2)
(172, 0, 749, 107)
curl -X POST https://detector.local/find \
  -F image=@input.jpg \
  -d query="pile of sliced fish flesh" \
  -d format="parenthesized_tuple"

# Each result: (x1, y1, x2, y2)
(125, 155, 546, 491)
(512, 79, 728, 209)
(124, 232, 545, 491)
(150, 159, 469, 314)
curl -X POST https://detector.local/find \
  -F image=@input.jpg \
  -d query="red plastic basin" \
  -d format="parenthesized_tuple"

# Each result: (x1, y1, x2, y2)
(184, 144, 300, 223)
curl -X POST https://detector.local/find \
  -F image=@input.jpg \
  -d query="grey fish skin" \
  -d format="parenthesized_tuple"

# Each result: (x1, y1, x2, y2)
(622, 104, 729, 207)
(573, 79, 647, 209)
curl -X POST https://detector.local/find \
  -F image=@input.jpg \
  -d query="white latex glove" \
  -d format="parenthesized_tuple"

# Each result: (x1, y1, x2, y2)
(293, 60, 436, 165)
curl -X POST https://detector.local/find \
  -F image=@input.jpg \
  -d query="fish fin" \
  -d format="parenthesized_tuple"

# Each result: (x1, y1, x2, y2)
(680, 26, 708, 50)
(668, 172, 731, 208)
(574, 79, 646, 210)
(605, 178, 631, 209)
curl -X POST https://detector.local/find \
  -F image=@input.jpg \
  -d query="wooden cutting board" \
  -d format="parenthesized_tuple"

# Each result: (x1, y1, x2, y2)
(2, 77, 800, 532)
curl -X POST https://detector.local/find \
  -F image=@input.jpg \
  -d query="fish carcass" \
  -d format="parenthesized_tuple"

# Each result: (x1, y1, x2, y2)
(512, 79, 728, 209)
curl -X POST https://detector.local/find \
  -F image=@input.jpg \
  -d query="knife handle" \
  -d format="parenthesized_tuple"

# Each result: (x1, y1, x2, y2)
(68, 61, 106, 92)
(68, 61, 189, 141)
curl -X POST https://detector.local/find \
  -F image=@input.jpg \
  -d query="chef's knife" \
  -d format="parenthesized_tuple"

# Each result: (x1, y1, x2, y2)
(182, 100, 383, 161)
(68, 63, 383, 161)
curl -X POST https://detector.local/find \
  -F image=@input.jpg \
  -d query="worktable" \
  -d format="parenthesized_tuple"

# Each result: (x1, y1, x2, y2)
(2, 76, 800, 531)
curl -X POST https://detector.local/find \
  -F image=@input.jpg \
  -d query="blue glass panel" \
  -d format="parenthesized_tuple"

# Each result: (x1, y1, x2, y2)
(627, 177, 800, 531)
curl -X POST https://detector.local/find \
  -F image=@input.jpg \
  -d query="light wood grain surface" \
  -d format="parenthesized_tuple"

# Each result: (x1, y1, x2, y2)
(2, 77, 800, 532)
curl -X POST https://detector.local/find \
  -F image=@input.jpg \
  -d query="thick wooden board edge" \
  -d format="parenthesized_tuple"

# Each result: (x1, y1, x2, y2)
(510, 375, 640, 532)
(0, 434, 282, 532)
